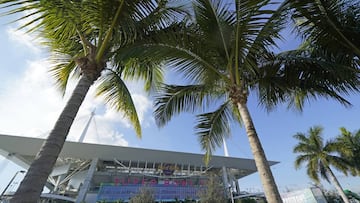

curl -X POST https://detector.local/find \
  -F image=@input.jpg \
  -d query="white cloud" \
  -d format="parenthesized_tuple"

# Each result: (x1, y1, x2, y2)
(0, 60, 63, 137)
(132, 93, 152, 122)
(0, 56, 155, 147)
(1, 16, 155, 147)
(5, 5, 44, 54)
(68, 89, 153, 146)
(0, 54, 158, 145)
(6, 27, 42, 54)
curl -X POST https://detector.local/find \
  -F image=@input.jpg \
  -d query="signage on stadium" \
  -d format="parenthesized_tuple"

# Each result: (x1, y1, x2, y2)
(97, 184, 205, 202)
(158, 164, 178, 175)
(98, 174, 210, 202)
(113, 177, 207, 186)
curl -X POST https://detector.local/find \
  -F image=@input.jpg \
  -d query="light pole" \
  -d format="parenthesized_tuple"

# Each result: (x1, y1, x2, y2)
(0, 170, 26, 199)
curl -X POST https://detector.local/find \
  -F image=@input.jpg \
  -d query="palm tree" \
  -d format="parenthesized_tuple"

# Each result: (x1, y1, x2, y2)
(124, 1, 360, 202)
(0, 0, 185, 202)
(286, 0, 360, 59)
(334, 127, 360, 175)
(293, 126, 351, 203)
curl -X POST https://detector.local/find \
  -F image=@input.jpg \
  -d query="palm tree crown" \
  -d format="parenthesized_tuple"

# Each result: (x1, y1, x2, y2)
(334, 127, 360, 175)
(146, 0, 359, 158)
(0, 0, 186, 202)
(2, 0, 185, 134)
(293, 126, 349, 182)
(293, 126, 351, 203)
(125, 0, 360, 202)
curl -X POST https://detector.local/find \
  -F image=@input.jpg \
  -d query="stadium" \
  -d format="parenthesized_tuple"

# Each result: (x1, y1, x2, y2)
(0, 134, 277, 202)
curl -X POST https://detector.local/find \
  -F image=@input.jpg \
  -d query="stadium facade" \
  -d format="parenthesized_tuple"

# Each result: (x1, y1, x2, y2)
(0, 134, 278, 202)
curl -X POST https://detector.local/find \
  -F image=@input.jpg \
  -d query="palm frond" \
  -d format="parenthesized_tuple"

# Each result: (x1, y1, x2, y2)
(309, 126, 324, 148)
(193, 0, 235, 61)
(287, 0, 360, 57)
(49, 56, 78, 95)
(229, 101, 242, 125)
(122, 58, 164, 92)
(111, 28, 227, 84)
(308, 158, 321, 183)
(319, 162, 330, 183)
(293, 132, 308, 143)
(293, 133, 314, 154)
(326, 155, 350, 176)
(0, 0, 43, 25)
(196, 102, 234, 164)
(294, 154, 311, 169)
(96, 70, 141, 137)
(135, 0, 188, 30)
(154, 84, 215, 127)
(240, 1, 288, 80)
(256, 48, 360, 111)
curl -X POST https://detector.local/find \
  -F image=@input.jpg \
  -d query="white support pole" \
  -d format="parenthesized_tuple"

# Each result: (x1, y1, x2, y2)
(76, 158, 98, 203)
(223, 138, 229, 157)
(222, 138, 234, 203)
(78, 109, 95, 143)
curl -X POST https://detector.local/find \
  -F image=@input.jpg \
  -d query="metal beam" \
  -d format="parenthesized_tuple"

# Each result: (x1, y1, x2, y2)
(76, 158, 98, 203)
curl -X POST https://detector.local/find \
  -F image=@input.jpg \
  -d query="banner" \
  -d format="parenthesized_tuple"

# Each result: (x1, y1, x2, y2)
(97, 184, 204, 202)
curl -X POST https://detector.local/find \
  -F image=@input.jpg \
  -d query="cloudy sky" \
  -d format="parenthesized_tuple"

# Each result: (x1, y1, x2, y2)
(1, 11, 360, 196)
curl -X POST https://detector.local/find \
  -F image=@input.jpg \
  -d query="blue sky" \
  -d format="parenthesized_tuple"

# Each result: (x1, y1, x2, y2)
(0, 10, 360, 196)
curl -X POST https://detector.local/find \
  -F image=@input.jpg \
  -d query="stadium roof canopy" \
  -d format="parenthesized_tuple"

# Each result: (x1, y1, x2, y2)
(0, 134, 279, 179)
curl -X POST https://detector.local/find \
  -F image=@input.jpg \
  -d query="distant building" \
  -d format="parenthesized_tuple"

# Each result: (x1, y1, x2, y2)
(0, 134, 278, 202)
(281, 187, 328, 203)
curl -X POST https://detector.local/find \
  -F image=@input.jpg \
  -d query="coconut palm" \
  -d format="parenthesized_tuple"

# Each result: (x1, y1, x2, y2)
(123, 0, 360, 202)
(293, 126, 351, 203)
(334, 127, 360, 175)
(286, 0, 360, 60)
(0, 0, 185, 202)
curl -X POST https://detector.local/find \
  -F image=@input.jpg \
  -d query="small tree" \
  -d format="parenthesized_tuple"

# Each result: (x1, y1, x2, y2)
(293, 126, 351, 203)
(334, 127, 360, 175)
(237, 198, 257, 203)
(129, 187, 155, 203)
(198, 172, 227, 203)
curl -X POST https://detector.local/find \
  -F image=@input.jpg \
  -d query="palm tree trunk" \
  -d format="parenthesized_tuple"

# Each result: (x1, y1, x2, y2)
(326, 166, 350, 203)
(11, 74, 96, 203)
(236, 102, 283, 203)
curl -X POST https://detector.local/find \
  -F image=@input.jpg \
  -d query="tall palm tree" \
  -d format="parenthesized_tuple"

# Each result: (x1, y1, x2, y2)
(293, 126, 351, 203)
(334, 127, 360, 175)
(0, 0, 185, 202)
(123, 0, 360, 202)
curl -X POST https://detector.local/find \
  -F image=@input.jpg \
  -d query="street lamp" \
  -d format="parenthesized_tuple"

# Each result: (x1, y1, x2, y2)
(0, 170, 26, 198)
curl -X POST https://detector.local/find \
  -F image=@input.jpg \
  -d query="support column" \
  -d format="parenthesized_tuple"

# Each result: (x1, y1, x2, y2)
(222, 167, 234, 203)
(235, 179, 240, 195)
(76, 158, 98, 203)
(222, 138, 234, 203)
(222, 166, 229, 190)
(78, 109, 95, 143)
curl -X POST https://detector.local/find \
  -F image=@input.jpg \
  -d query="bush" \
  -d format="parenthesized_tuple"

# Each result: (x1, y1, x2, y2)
(129, 187, 155, 203)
